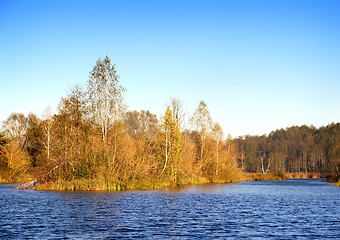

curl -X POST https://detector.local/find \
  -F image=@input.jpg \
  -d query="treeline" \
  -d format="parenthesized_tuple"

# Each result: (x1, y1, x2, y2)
(0, 56, 241, 190)
(234, 124, 340, 175)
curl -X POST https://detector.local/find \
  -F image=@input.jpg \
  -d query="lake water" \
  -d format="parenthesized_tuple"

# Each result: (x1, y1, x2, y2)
(1, 179, 340, 239)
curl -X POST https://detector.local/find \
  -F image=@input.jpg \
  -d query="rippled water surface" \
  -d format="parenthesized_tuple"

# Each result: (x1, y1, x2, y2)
(1, 179, 340, 239)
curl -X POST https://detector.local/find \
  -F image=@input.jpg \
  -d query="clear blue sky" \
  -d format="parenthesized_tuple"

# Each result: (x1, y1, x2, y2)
(1, 0, 339, 137)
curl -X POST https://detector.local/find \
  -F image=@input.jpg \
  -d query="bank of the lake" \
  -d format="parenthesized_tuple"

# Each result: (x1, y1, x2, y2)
(29, 172, 289, 191)
(33, 175, 242, 191)
(15, 171, 340, 191)
(17, 172, 318, 191)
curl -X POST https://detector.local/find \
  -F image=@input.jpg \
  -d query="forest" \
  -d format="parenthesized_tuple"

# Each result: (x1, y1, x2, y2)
(0, 56, 339, 190)
(0, 56, 242, 190)
(234, 123, 340, 177)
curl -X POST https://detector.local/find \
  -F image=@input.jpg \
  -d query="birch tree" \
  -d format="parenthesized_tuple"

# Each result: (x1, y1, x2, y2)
(158, 106, 182, 182)
(2, 113, 29, 144)
(170, 98, 185, 130)
(191, 101, 213, 162)
(42, 106, 53, 161)
(1, 114, 30, 180)
(87, 56, 126, 144)
(212, 122, 223, 175)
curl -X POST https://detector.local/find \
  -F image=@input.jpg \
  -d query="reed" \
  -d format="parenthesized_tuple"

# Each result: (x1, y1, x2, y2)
(35, 171, 245, 191)
(35, 178, 127, 191)
(286, 172, 322, 179)
(244, 172, 290, 181)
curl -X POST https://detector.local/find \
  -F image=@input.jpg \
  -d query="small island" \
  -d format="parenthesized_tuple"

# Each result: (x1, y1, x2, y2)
(1, 57, 339, 190)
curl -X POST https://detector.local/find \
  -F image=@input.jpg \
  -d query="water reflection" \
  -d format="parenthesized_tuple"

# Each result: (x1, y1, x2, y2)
(157, 182, 238, 193)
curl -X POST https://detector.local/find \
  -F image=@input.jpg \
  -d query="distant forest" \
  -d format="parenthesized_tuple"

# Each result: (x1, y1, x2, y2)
(234, 123, 340, 174)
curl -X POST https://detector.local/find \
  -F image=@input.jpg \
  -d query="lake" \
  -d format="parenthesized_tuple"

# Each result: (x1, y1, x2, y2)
(1, 179, 340, 239)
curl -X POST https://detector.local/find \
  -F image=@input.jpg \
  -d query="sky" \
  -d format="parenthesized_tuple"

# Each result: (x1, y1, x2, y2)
(0, 0, 339, 138)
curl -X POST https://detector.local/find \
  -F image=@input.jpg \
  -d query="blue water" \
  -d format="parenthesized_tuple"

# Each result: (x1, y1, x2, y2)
(1, 179, 340, 239)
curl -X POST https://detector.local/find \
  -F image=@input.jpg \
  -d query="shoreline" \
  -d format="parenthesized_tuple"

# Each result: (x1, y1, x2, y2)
(14, 171, 336, 192)
(6, 171, 338, 191)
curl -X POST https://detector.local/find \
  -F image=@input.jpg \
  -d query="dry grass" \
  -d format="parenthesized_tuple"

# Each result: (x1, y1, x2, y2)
(286, 172, 322, 179)
(34, 171, 246, 191)
(243, 172, 289, 181)
(35, 179, 126, 191)
(242, 172, 327, 182)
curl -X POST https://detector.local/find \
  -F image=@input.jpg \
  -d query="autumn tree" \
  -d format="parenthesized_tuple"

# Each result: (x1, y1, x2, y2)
(0, 132, 8, 147)
(41, 106, 53, 161)
(191, 101, 213, 162)
(170, 98, 186, 130)
(51, 86, 89, 181)
(0, 132, 9, 178)
(25, 113, 44, 167)
(124, 110, 159, 140)
(212, 122, 223, 175)
(123, 110, 159, 181)
(2, 113, 29, 144)
(1, 113, 30, 181)
(157, 106, 182, 182)
(87, 56, 126, 144)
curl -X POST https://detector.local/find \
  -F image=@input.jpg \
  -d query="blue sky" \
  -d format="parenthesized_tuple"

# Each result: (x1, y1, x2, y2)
(1, 0, 339, 137)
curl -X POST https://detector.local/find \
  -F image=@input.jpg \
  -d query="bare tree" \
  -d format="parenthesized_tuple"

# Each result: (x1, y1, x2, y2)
(260, 153, 271, 174)
(2, 113, 29, 144)
(125, 110, 159, 139)
(170, 98, 186, 130)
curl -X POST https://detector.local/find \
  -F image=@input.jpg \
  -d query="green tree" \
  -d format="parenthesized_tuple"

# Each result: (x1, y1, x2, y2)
(158, 106, 182, 182)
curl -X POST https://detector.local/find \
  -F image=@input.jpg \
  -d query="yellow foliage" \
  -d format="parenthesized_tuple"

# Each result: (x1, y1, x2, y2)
(0, 140, 29, 171)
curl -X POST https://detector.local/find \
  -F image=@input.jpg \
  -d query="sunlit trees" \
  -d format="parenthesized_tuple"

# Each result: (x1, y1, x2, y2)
(124, 110, 159, 182)
(49, 86, 89, 182)
(171, 98, 186, 129)
(212, 122, 223, 176)
(1, 113, 30, 181)
(42, 106, 53, 161)
(1, 57, 247, 188)
(157, 106, 183, 182)
(25, 113, 44, 167)
(191, 101, 213, 162)
(0, 140, 30, 180)
(0, 132, 8, 147)
(125, 110, 159, 140)
(0, 132, 9, 180)
(234, 123, 340, 175)
(87, 56, 126, 144)
(2, 113, 29, 143)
